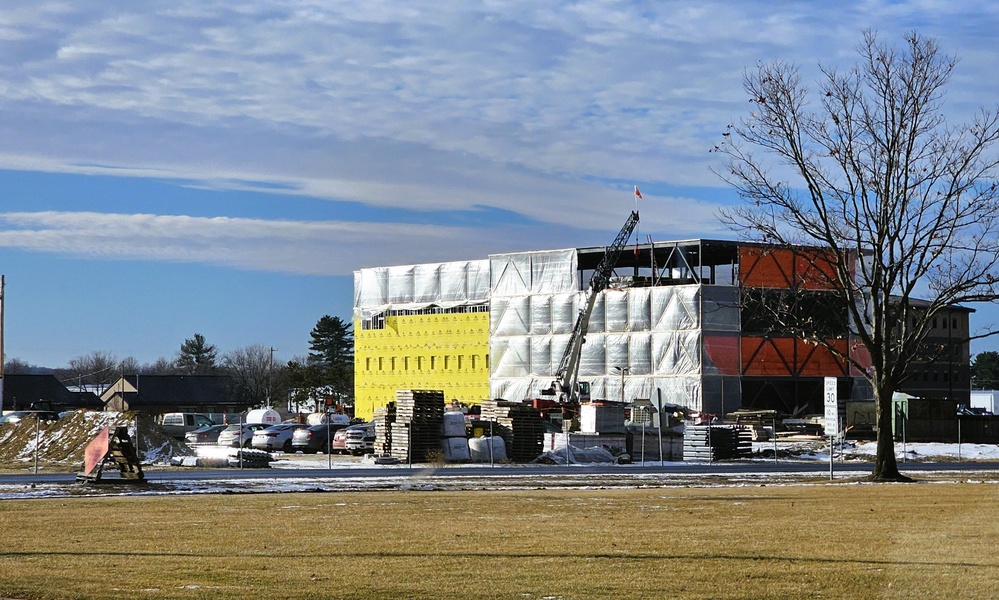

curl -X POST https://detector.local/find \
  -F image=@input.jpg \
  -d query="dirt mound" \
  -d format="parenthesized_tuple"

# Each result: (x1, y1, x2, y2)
(0, 410, 193, 465)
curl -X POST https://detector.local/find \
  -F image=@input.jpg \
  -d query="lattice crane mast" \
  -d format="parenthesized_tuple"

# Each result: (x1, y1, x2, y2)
(544, 209, 640, 402)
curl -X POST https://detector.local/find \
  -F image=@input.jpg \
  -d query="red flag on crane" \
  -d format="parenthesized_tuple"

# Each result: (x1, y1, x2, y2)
(634, 185, 643, 199)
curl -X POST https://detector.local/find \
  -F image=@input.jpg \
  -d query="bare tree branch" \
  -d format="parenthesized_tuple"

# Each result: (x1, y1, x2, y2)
(713, 31, 999, 481)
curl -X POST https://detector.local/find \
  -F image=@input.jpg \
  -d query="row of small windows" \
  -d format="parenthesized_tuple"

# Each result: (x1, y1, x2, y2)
(360, 304, 489, 330)
(915, 315, 963, 330)
(363, 354, 490, 371)
(912, 369, 965, 383)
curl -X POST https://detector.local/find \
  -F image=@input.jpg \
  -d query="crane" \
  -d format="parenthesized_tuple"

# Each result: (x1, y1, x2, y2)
(542, 209, 640, 403)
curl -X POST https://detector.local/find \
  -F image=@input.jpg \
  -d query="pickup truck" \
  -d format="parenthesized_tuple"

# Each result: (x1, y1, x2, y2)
(343, 422, 376, 456)
(158, 413, 215, 440)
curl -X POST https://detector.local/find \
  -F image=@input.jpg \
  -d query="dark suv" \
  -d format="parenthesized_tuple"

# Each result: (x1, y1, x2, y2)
(290, 423, 349, 454)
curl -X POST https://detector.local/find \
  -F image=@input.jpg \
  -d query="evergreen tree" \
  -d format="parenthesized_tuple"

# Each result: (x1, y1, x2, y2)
(308, 315, 353, 368)
(971, 351, 999, 389)
(176, 333, 219, 375)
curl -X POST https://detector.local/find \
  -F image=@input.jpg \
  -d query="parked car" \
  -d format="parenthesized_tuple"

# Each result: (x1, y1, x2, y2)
(330, 426, 352, 454)
(0, 410, 60, 424)
(158, 413, 215, 439)
(343, 422, 376, 456)
(217, 423, 272, 448)
(251, 423, 308, 452)
(291, 423, 349, 454)
(184, 424, 228, 446)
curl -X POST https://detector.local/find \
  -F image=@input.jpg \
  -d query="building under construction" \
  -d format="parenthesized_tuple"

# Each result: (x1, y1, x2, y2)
(353, 232, 971, 420)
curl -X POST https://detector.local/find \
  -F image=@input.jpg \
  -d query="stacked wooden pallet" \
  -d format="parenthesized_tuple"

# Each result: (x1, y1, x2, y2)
(390, 390, 445, 462)
(372, 402, 396, 456)
(683, 425, 752, 461)
(480, 400, 545, 462)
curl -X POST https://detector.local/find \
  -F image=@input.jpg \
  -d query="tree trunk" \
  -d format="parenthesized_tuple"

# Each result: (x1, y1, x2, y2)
(870, 388, 911, 482)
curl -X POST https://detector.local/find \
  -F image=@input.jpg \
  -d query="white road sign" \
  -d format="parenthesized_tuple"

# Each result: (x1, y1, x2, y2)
(824, 376, 839, 437)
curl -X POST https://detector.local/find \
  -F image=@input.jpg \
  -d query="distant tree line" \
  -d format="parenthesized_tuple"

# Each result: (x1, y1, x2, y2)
(2, 315, 355, 412)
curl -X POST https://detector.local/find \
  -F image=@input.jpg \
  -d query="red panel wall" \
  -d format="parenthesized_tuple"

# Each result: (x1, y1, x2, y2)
(739, 246, 839, 290)
(741, 337, 849, 377)
(703, 332, 741, 375)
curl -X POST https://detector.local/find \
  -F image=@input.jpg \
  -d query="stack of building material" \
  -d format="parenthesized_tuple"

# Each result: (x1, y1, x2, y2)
(372, 402, 396, 456)
(683, 425, 752, 461)
(440, 412, 470, 462)
(480, 400, 545, 462)
(390, 390, 445, 462)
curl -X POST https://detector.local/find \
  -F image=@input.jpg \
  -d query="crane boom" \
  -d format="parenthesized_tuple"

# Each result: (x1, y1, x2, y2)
(547, 210, 639, 402)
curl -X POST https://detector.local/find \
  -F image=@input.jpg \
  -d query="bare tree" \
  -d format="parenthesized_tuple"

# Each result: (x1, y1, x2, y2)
(715, 31, 999, 481)
(3, 358, 33, 374)
(142, 357, 180, 375)
(67, 350, 120, 393)
(118, 356, 141, 375)
(222, 344, 281, 407)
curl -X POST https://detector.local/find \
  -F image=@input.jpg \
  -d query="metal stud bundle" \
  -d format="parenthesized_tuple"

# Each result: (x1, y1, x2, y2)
(682, 425, 752, 461)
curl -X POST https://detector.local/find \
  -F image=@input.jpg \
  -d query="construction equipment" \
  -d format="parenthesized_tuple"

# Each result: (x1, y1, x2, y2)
(76, 426, 145, 484)
(543, 210, 640, 403)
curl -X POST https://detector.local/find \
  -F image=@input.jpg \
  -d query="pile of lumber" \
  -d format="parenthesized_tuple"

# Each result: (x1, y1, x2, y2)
(372, 402, 396, 456)
(480, 400, 545, 462)
(683, 425, 752, 461)
(390, 390, 445, 462)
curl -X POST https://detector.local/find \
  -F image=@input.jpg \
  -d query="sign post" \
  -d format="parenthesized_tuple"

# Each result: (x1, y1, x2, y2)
(823, 377, 839, 481)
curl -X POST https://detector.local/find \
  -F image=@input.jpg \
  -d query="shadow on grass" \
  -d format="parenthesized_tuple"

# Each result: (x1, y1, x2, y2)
(0, 549, 991, 569)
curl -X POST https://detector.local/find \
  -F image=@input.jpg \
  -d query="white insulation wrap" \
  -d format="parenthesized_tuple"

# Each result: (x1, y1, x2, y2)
(651, 286, 699, 331)
(354, 259, 490, 319)
(488, 248, 707, 404)
(490, 249, 578, 297)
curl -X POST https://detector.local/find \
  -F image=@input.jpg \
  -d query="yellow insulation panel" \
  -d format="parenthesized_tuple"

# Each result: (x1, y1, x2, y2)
(354, 310, 490, 420)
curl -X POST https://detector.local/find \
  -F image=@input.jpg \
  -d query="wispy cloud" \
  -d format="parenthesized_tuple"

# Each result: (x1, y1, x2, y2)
(0, 1, 996, 272)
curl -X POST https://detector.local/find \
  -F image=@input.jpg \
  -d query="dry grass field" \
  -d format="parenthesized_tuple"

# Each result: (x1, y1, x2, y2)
(0, 481, 997, 599)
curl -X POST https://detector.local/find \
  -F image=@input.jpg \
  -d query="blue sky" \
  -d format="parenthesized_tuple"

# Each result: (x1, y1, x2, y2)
(1, 1, 998, 368)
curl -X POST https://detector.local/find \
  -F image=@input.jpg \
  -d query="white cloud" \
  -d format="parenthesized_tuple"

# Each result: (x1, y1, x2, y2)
(0, 1, 997, 272)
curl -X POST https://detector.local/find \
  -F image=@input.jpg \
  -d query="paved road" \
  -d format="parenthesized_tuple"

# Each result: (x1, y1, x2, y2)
(2, 459, 997, 489)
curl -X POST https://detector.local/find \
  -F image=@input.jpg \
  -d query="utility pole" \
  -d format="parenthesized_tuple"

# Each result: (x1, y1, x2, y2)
(268, 347, 276, 408)
(1, 275, 5, 413)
